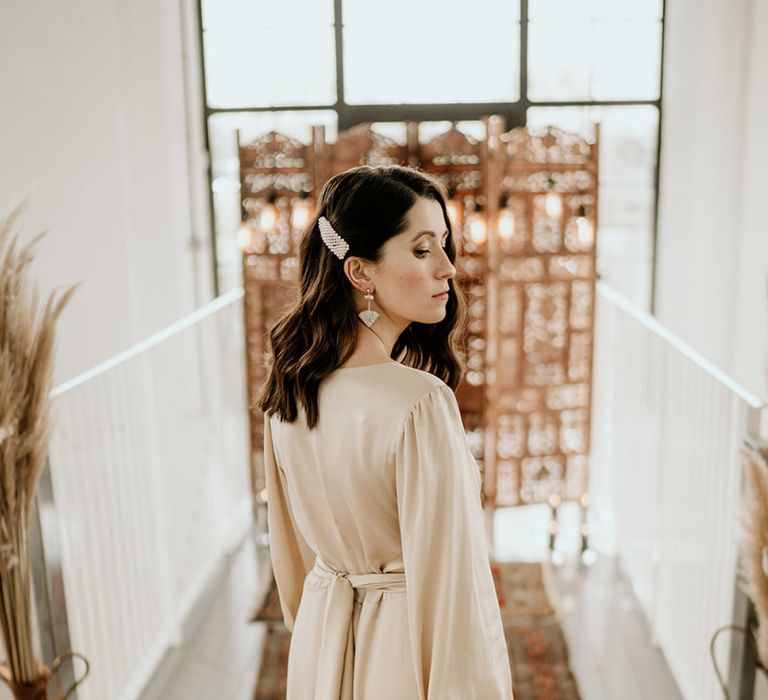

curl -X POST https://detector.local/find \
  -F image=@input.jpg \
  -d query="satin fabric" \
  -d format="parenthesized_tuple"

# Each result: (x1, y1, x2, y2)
(264, 361, 513, 699)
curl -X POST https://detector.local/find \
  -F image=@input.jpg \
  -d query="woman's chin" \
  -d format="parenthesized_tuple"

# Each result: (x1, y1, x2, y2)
(399, 306, 448, 326)
(425, 309, 448, 323)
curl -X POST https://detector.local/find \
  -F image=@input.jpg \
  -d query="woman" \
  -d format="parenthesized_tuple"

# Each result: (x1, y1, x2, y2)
(256, 165, 513, 699)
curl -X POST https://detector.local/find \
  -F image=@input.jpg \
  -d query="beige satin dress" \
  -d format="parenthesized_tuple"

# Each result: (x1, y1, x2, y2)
(263, 360, 513, 699)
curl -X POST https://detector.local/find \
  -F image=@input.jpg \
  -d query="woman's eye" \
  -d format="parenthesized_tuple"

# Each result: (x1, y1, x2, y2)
(415, 240, 448, 257)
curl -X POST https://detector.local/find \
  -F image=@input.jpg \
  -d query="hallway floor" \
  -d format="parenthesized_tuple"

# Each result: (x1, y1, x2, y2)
(140, 504, 682, 700)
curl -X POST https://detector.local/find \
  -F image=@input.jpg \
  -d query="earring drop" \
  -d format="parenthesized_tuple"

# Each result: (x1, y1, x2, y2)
(358, 289, 379, 328)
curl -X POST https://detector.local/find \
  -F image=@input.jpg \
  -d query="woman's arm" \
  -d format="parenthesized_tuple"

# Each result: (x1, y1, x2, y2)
(395, 385, 513, 699)
(263, 413, 316, 632)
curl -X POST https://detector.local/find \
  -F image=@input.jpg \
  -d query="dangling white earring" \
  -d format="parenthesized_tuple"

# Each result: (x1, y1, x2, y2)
(358, 289, 379, 328)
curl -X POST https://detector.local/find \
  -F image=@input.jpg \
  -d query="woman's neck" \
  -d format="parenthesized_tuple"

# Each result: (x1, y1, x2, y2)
(345, 323, 399, 364)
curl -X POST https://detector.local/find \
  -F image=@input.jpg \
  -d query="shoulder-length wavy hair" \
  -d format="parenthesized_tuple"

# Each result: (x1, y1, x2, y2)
(255, 164, 468, 428)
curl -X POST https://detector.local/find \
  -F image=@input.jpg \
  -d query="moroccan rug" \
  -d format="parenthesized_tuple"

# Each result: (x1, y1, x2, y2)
(251, 561, 581, 699)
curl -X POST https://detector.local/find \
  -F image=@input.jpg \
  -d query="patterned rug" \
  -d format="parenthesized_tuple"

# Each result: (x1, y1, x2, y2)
(251, 561, 581, 699)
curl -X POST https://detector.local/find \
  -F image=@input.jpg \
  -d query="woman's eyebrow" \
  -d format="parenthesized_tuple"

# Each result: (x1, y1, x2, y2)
(410, 230, 449, 241)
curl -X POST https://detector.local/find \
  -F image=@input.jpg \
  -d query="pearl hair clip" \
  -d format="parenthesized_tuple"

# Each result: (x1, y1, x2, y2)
(318, 216, 350, 260)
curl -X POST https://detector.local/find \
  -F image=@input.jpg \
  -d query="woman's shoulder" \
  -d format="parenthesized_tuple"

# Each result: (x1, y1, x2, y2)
(372, 365, 460, 443)
(389, 361, 446, 387)
(387, 364, 457, 416)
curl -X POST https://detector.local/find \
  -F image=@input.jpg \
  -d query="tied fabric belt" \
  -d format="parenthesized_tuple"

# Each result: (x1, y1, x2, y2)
(312, 556, 406, 698)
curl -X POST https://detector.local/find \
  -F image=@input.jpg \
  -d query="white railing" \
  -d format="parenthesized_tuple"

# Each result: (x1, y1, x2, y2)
(44, 288, 252, 700)
(590, 281, 767, 700)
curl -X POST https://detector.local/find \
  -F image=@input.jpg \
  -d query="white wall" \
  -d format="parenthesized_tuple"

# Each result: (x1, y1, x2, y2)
(732, 0, 768, 405)
(0, 0, 213, 388)
(655, 0, 768, 401)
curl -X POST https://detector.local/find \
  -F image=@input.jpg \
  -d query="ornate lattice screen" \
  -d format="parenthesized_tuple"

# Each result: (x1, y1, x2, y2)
(237, 120, 599, 535)
(489, 125, 599, 511)
(237, 129, 314, 506)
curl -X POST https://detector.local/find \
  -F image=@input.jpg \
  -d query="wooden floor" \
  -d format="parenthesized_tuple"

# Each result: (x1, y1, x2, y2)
(140, 503, 683, 700)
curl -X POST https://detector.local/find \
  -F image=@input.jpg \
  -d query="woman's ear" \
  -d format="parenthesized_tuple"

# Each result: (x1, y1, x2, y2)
(344, 257, 375, 293)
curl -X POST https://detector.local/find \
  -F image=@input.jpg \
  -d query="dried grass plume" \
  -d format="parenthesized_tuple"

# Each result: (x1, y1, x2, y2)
(0, 199, 78, 684)
(739, 445, 768, 670)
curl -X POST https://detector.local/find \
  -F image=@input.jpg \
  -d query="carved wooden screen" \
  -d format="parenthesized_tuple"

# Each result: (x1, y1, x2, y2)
(238, 120, 600, 518)
(489, 125, 599, 508)
(327, 123, 412, 176)
(237, 130, 316, 502)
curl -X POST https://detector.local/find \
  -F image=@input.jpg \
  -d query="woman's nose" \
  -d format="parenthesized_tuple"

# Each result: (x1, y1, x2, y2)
(440, 258, 456, 279)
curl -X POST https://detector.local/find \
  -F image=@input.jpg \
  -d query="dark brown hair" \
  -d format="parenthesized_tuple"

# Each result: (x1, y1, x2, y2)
(255, 164, 468, 427)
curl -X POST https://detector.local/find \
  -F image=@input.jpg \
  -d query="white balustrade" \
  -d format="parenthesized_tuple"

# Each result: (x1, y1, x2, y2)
(45, 288, 252, 700)
(591, 281, 766, 700)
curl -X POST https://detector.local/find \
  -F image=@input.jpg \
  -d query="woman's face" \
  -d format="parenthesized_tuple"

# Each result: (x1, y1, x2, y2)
(365, 196, 457, 330)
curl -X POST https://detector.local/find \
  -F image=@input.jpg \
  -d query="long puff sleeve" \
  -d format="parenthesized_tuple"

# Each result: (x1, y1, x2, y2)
(395, 385, 513, 699)
(263, 412, 316, 633)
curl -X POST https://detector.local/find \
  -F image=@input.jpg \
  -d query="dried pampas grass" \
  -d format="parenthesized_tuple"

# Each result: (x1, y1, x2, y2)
(739, 445, 768, 670)
(0, 199, 78, 684)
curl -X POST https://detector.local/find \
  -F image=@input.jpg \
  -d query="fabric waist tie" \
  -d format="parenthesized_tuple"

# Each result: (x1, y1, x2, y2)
(311, 556, 406, 699)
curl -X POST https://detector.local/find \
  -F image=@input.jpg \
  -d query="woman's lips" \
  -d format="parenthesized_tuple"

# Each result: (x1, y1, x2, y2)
(433, 292, 449, 299)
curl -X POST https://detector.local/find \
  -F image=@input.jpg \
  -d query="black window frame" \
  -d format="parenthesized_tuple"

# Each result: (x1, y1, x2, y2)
(196, 0, 666, 310)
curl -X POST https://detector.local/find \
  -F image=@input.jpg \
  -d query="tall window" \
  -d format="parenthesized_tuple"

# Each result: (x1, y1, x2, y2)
(200, 0, 664, 310)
